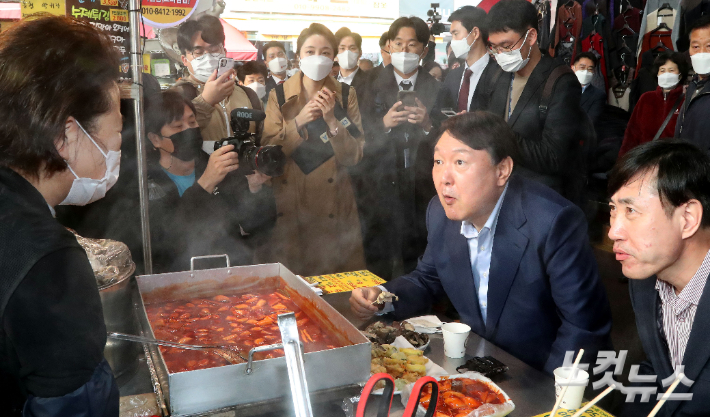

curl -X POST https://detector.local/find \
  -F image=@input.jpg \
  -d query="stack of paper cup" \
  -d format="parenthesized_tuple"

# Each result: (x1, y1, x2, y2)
(441, 323, 471, 358)
(553, 367, 590, 409)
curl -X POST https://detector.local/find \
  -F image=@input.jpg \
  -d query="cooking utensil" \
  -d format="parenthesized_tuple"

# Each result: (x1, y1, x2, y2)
(108, 331, 247, 364)
(356, 373, 438, 417)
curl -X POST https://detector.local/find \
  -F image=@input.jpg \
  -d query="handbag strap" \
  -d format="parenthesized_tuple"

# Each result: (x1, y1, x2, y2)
(653, 93, 685, 141)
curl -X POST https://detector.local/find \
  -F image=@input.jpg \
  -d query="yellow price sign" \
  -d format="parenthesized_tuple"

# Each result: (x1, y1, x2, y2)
(20, 0, 66, 18)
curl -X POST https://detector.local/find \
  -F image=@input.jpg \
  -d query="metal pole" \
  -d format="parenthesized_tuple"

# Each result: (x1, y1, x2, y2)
(128, 0, 152, 274)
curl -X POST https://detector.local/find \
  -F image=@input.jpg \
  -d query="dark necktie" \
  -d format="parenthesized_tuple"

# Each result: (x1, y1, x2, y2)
(400, 81, 412, 91)
(458, 69, 473, 112)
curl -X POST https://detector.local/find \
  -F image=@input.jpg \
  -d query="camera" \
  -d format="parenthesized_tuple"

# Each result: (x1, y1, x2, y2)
(214, 108, 286, 177)
(427, 3, 450, 36)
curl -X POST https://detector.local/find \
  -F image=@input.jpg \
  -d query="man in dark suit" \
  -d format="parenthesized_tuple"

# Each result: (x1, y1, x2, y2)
(368, 32, 390, 85)
(362, 16, 441, 278)
(262, 41, 289, 99)
(572, 52, 606, 126)
(431, 6, 501, 129)
(484, 0, 593, 206)
(609, 141, 710, 416)
(351, 112, 612, 374)
(334, 28, 369, 100)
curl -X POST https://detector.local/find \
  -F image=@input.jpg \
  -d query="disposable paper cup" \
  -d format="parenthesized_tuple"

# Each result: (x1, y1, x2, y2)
(441, 323, 471, 358)
(553, 367, 590, 410)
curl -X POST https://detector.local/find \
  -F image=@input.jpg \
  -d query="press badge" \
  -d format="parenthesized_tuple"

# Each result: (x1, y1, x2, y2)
(320, 132, 330, 143)
(340, 117, 351, 128)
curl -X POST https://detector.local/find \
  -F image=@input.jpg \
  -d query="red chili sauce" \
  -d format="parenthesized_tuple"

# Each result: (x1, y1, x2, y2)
(145, 290, 341, 373)
(419, 377, 507, 417)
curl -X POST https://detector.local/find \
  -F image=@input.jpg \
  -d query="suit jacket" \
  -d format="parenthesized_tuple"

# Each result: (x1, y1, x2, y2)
(348, 68, 370, 103)
(362, 64, 441, 270)
(430, 58, 502, 129)
(485, 55, 591, 199)
(264, 75, 287, 103)
(383, 175, 613, 374)
(626, 276, 710, 416)
(581, 84, 606, 126)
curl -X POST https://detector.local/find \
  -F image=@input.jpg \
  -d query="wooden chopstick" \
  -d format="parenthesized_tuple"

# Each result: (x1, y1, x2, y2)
(550, 349, 585, 417)
(647, 373, 685, 417)
(569, 384, 616, 417)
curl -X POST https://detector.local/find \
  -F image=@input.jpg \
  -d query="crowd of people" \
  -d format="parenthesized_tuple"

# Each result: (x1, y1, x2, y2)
(3, 0, 710, 415)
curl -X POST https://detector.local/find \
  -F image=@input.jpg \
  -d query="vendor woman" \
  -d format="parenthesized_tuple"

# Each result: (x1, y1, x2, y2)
(0, 17, 120, 416)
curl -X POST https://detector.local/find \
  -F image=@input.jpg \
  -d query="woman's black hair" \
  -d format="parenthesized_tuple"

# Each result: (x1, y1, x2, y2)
(296, 23, 337, 55)
(0, 16, 119, 179)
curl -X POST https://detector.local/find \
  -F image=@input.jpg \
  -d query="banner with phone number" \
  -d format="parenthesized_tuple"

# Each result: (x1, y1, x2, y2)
(141, 0, 199, 28)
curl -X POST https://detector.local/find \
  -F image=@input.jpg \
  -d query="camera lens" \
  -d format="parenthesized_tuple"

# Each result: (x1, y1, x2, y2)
(253, 145, 286, 177)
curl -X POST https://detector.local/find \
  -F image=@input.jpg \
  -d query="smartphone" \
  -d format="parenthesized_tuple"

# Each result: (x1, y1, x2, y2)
(397, 90, 418, 109)
(441, 108, 458, 118)
(217, 57, 235, 78)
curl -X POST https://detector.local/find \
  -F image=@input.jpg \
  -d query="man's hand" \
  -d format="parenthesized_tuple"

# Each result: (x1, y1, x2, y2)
(350, 287, 383, 320)
(198, 145, 240, 193)
(295, 100, 322, 129)
(383, 101, 411, 131)
(405, 98, 432, 131)
(202, 69, 236, 106)
(245, 170, 271, 193)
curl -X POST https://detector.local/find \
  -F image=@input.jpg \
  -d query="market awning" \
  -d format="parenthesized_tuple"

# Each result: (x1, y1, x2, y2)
(0, 3, 21, 20)
(220, 18, 257, 61)
(476, 0, 504, 12)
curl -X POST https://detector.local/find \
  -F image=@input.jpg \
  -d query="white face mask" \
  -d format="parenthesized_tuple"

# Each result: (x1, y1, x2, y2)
(299, 55, 334, 81)
(691, 52, 710, 76)
(60, 121, 121, 206)
(337, 50, 359, 70)
(493, 30, 532, 73)
(190, 52, 224, 83)
(246, 81, 266, 99)
(391, 51, 422, 74)
(268, 57, 289, 75)
(450, 31, 476, 59)
(575, 70, 593, 86)
(658, 72, 681, 89)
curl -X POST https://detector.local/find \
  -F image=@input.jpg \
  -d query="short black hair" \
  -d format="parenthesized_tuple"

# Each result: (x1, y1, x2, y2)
(177, 15, 225, 55)
(388, 16, 430, 46)
(439, 111, 518, 165)
(335, 27, 363, 51)
(236, 61, 268, 83)
(573, 52, 599, 67)
(296, 23, 337, 55)
(688, 13, 710, 37)
(145, 90, 197, 136)
(448, 6, 489, 43)
(653, 51, 690, 81)
(379, 31, 389, 48)
(262, 41, 286, 60)
(608, 140, 710, 228)
(487, 0, 538, 36)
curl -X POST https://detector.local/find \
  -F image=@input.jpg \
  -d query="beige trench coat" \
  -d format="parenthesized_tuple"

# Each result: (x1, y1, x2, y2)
(257, 72, 366, 276)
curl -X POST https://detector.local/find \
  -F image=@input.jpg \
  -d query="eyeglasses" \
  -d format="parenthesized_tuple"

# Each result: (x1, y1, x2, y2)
(189, 44, 224, 58)
(488, 30, 530, 54)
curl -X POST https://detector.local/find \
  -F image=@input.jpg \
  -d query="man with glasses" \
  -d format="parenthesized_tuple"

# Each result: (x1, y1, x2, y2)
(483, 0, 593, 207)
(175, 15, 262, 154)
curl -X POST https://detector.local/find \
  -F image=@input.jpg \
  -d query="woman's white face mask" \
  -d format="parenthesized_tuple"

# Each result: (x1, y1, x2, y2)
(299, 55, 334, 81)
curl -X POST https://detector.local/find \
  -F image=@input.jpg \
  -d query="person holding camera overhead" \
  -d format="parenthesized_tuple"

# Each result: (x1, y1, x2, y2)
(145, 90, 275, 273)
(259, 23, 366, 276)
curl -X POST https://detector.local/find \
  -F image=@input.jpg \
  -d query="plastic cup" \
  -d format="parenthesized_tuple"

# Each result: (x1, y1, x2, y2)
(554, 367, 590, 410)
(441, 323, 471, 358)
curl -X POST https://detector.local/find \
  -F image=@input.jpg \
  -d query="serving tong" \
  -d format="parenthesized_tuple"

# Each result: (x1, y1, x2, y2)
(108, 331, 247, 364)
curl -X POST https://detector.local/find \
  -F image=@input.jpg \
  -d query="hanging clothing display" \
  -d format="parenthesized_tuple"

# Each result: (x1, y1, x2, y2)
(636, 29, 674, 69)
(637, 0, 681, 53)
(537, 0, 553, 50)
(645, 7, 677, 33)
(677, 0, 710, 51)
(609, 84, 632, 110)
(583, 33, 611, 90)
(550, 0, 584, 62)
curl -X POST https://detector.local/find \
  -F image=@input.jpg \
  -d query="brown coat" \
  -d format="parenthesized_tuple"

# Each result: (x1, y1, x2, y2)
(258, 72, 366, 276)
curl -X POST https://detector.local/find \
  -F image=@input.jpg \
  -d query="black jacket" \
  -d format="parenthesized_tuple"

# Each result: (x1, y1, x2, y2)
(675, 76, 710, 152)
(264, 74, 287, 104)
(0, 168, 117, 416)
(431, 57, 502, 128)
(581, 84, 607, 126)
(485, 55, 590, 199)
(347, 68, 370, 103)
(147, 153, 276, 273)
(362, 65, 440, 271)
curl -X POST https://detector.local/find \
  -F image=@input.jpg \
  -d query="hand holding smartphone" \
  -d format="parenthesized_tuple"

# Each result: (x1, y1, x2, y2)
(217, 57, 235, 78)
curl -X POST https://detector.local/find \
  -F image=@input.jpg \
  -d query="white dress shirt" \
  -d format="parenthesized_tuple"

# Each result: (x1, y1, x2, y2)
(338, 67, 359, 85)
(270, 73, 289, 84)
(394, 69, 419, 91)
(458, 53, 490, 111)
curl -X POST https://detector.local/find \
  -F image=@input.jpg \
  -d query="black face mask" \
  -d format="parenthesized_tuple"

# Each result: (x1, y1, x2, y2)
(167, 127, 202, 162)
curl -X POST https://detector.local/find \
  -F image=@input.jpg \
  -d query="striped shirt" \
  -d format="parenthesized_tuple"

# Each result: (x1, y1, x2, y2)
(656, 249, 710, 371)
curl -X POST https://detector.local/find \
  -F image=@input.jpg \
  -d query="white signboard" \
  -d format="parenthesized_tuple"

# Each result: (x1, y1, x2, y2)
(232, 0, 398, 19)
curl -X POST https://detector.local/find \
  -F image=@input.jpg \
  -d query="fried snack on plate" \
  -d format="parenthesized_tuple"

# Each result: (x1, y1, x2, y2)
(372, 291, 398, 305)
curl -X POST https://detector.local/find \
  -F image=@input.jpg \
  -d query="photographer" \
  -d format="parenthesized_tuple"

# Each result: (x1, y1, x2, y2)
(259, 23, 366, 276)
(145, 90, 275, 273)
(174, 15, 262, 155)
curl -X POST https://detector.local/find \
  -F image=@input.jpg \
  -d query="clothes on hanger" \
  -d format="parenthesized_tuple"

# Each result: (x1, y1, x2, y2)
(677, 0, 710, 51)
(583, 34, 611, 90)
(537, 0, 553, 50)
(636, 29, 674, 69)
(637, 0, 682, 55)
(645, 7, 677, 33)
(550, 0, 584, 58)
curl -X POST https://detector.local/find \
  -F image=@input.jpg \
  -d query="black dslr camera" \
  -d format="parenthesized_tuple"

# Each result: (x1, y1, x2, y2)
(214, 108, 286, 177)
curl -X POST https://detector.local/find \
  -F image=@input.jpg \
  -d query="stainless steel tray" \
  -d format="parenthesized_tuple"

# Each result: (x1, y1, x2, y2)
(135, 262, 370, 416)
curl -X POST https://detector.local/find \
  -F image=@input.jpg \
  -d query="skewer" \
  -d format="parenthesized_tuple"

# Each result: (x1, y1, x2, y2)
(647, 373, 685, 417)
(569, 384, 616, 417)
(550, 349, 585, 417)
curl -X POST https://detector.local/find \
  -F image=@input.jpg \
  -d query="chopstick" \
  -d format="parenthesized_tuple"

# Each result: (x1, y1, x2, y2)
(647, 373, 685, 417)
(550, 349, 585, 417)
(569, 384, 616, 417)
